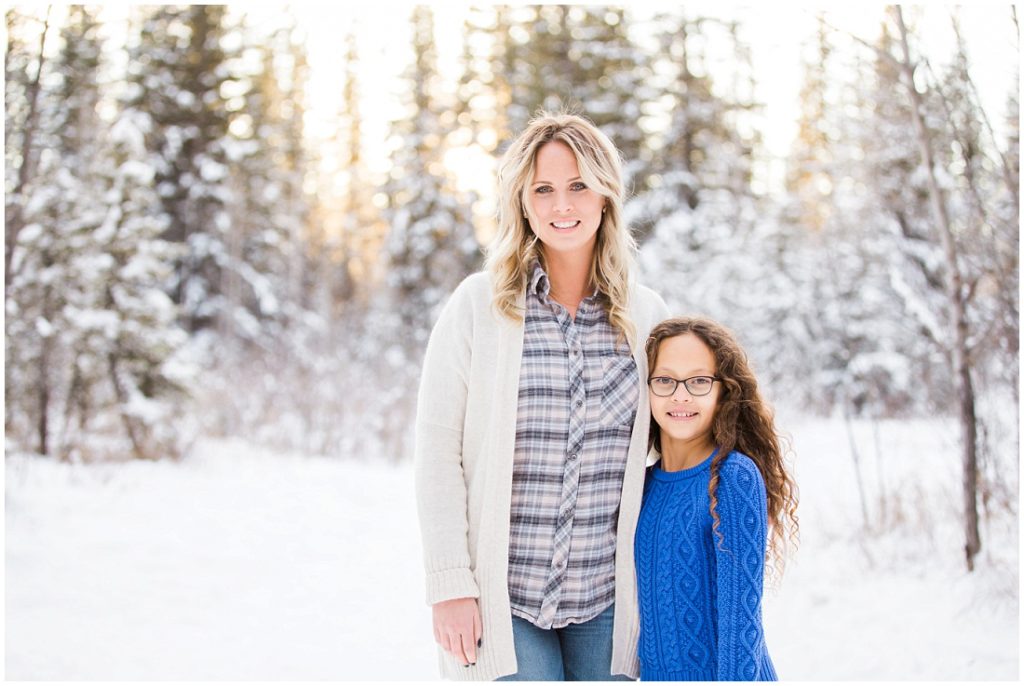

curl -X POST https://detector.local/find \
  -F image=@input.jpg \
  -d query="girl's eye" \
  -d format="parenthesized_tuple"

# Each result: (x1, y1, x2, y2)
(652, 377, 674, 387)
(690, 377, 711, 387)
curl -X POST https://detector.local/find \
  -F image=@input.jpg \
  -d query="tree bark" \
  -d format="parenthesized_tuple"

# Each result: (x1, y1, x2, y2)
(893, 6, 981, 571)
(107, 353, 148, 460)
(843, 407, 872, 531)
(37, 330, 51, 456)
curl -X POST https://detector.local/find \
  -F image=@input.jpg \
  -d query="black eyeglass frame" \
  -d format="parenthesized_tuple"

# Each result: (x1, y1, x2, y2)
(646, 375, 721, 397)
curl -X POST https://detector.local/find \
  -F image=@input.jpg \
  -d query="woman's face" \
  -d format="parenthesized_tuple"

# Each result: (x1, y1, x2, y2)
(526, 140, 606, 261)
(649, 333, 721, 457)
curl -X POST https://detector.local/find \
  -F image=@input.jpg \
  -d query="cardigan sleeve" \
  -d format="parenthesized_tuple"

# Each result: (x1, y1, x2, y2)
(413, 277, 480, 606)
(713, 453, 771, 680)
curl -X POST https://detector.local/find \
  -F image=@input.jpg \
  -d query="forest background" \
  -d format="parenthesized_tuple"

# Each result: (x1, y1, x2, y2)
(4, 3, 1020, 679)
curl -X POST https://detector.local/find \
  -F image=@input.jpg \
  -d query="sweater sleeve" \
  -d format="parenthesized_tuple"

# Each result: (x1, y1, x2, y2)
(714, 454, 770, 680)
(413, 278, 479, 606)
(634, 284, 671, 335)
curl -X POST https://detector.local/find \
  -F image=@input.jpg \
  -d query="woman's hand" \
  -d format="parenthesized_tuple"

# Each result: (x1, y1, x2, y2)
(432, 596, 482, 666)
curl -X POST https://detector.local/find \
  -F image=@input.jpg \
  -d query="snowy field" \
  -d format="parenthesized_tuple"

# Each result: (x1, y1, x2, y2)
(5, 414, 1019, 680)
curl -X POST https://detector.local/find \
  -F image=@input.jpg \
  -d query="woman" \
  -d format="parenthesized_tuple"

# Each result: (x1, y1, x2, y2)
(414, 111, 668, 680)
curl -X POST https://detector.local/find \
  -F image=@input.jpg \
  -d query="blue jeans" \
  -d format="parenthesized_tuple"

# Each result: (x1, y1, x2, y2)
(497, 604, 634, 681)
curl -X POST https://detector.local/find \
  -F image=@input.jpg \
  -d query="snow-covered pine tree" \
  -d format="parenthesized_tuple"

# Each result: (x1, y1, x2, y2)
(219, 17, 310, 345)
(5, 7, 75, 456)
(455, 7, 510, 155)
(123, 5, 235, 332)
(917, 10, 1019, 537)
(465, 6, 651, 166)
(556, 7, 653, 197)
(5, 7, 54, 297)
(371, 5, 481, 460)
(6, 6, 192, 460)
(823, 7, 1018, 569)
(769, 17, 922, 417)
(635, 13, 764, 335)
(937, 14, 1019, 402)
(377, 5, 481, 349)
(80, 107, 193, 461)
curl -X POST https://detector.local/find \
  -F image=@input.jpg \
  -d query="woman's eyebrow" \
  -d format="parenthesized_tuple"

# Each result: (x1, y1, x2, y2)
(532, 176, 582, 185)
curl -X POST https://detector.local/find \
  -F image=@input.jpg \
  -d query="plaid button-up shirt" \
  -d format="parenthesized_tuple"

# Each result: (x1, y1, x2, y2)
(507, 263, 639, 629)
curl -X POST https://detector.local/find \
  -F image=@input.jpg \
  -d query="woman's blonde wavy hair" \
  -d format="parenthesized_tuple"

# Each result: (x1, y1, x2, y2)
(485, 110, 638, 350)
(646, 317, 800, 581)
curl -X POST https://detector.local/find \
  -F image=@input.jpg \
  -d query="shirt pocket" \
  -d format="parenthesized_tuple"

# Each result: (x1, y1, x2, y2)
(600, 355, 640, 428)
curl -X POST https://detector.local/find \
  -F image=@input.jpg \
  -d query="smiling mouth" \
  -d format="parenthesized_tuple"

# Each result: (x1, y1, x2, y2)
(551, 220, 580, 230)
(667, 411, 698, 418)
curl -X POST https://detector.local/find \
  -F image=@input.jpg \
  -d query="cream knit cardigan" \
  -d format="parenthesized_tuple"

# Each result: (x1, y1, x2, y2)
(414, 271, 669, 681)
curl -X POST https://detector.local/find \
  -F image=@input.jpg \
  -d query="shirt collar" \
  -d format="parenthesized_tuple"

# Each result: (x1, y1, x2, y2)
(528, 261, 600, 300)
(529, 262, 551, 298)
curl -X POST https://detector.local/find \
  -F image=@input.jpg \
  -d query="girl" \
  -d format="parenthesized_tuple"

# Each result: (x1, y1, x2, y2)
(635, 317, 799, 681)
(414, 111, 669, 681)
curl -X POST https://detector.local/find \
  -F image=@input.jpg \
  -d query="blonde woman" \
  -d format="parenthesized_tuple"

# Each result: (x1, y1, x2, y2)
(415, 111, 668, 681)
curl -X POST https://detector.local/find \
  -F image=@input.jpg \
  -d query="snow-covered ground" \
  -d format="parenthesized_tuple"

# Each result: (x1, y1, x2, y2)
(5, 415, 1019, 680)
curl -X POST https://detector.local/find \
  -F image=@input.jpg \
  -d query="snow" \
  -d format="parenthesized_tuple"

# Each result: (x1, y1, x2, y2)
(6, 438, 436, 680)
(5, 415, 1017, 680)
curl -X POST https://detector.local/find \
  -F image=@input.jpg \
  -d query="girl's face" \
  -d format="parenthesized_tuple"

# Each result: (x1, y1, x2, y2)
(649, 333, 721, 457)
(526, 141, 606, 260)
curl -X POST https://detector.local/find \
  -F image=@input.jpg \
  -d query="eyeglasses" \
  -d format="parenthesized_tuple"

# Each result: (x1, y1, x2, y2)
(647, 375, 720, 397)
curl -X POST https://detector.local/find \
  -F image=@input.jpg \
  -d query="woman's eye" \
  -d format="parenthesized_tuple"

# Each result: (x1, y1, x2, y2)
(534, 185, 552, 194)
(570, 182, 587, 191)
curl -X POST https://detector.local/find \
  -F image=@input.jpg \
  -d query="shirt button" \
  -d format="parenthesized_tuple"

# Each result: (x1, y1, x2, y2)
(575, 400, 583, 408)
(569, 453, 578, 461)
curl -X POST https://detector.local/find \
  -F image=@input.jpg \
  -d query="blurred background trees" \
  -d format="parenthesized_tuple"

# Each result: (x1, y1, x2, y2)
(4, 5, 1018, 570)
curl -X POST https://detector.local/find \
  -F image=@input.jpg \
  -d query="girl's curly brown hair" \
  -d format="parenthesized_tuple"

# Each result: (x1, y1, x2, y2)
(646, 317, 799, 575)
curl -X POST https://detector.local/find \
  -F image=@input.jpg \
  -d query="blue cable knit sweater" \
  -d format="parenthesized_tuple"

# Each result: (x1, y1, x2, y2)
(635, 449, 777, 681)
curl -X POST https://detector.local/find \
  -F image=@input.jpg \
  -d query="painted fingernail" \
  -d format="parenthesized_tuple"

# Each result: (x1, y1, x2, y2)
(477, 638, 482, 647)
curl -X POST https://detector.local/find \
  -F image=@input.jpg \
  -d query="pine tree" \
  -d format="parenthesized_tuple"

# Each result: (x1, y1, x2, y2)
(557, 7, 653, 194)
(636, 12, 764, 323)
(786, 16, 834, 234)
(5, 7, 54, 296)
(458, 6, 651, 171)
(124, 5, 235, 332)
(378, 5, 481, 349)
(6, 6, 192, 460)
(369, 6, 482, 460)
(809, 7, 1018, 569)
(219, 17, 311, 345)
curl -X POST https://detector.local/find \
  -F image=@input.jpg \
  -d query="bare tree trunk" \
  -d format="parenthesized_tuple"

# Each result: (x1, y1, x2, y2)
(37, 332, 51, 456)
(107, 353, 150, 460)
(58, 360, 85, 461)
(872, 419, 888, 525)
(220, 174, 244, 341)
(5, 7, 51, 299)
(843, 407, 871, 530)
(893, 6, 981, 571)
